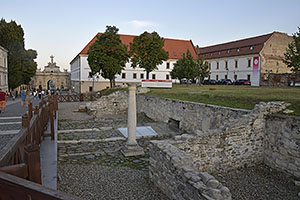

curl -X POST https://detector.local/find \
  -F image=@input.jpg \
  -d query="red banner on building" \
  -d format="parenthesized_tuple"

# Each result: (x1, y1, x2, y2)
(253, 56, 259, 73)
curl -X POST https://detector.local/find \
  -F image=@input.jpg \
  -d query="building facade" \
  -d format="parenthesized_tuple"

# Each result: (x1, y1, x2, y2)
(70, 33, 197, 93)
(0, 46, 8, 91)
(30, 55, 70, 90)
(198, 32, 293, 86)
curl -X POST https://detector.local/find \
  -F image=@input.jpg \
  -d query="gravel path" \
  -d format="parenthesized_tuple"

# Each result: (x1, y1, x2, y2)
(58, 164, 168, 200)
(213, 164, 300, 200)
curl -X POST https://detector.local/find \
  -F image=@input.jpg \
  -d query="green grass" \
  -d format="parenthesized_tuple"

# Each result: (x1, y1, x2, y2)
(146, 84, 300, 116)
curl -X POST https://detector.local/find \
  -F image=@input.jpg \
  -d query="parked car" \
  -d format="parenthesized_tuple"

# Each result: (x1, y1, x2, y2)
(233, 79, 251, 85)
(218, 79, 233, 85)
(202, 79, 217, 85)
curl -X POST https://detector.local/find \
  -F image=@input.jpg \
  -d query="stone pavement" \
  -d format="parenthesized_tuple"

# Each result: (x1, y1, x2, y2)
(57, 102, 182, 199)
(0, 97, 40, 151)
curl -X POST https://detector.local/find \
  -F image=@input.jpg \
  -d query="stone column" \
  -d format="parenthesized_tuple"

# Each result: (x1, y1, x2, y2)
(121, 83, 144, 157)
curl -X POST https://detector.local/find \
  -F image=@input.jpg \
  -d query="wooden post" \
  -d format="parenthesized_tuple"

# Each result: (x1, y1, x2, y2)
(24, 144, 41, 184)
(22, 114, 31, 145)
(28, 102, 32, 120)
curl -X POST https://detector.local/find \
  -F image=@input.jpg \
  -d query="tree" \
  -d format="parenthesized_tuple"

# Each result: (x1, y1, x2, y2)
(0, 19, 37, 90)
(87, 26, 129, 89)
(170, 50, 198, 83)
(284, 27, 300, 85)
(195, 57, 210, 84)
(130, 31, 169, 79)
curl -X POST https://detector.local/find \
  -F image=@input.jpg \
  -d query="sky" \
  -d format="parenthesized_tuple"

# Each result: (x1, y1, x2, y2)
(1, 0, 300, 71)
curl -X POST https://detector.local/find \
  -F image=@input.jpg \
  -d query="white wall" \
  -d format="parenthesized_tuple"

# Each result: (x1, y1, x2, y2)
(70, 56, 80, 81)
(76, 56, 178, 83)
(208, 54, 258, 82)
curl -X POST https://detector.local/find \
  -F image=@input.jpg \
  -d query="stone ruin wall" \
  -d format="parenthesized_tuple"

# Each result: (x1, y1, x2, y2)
(137, 95, 250, 133)
(137, 95, 299, 177)
(149, 140, 232, 200)
(264, 114, 300, 178)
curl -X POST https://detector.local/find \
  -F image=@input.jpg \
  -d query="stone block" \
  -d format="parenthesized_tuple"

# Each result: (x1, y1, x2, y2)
(199, 172, 214, 184)
(206, 179, 220, 189)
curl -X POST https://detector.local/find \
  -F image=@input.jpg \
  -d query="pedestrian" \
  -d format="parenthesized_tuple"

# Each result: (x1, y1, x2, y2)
(25, 90, 30, 106)
(20, 89, 26, 106)
(0, 88, 7, 113)
(38, 90, 42, 99)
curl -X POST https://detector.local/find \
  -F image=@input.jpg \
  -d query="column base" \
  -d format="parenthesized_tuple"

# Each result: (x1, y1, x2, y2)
(121, 144, 145, 157)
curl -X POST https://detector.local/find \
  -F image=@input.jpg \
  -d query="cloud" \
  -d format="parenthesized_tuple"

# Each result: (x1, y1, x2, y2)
(127, 20, 158, 29)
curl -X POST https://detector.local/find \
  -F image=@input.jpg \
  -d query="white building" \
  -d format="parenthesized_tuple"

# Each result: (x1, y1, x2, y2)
(70, 33, 197, 93)
(0, 45, 8, 91)
(198, 32, 293, 86)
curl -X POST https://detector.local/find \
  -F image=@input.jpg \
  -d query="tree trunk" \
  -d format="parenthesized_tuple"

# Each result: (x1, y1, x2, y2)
(92, 76, 95, 92)
(146, 71, 149, 80)
(112, 78, 116, 88)
(110, 79, 113, 88)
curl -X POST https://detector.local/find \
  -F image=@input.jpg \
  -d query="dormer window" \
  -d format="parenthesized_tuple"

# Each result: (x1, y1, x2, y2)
(227, 50, 230, 54)
(173, 52, 177, 56)
(218, 51, 221, 55)
(250, 45, 254, 50)
(237, 48, 240, 52)
(180, 52, 184, 57)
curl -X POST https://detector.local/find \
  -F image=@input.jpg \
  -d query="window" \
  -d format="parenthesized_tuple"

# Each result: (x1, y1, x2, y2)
(140, 73, 144, 79)
(166, 62, 170, 69)
(216, 62, 219, 69)
(227, 50, 230, 54)
(152, 74, 156, 80)
(89, 86, 93, 92)
(133, 73, 137, 79)
(225, 61, 228, 70)
(247, 74, 251, 81)
(173, 52, 177, 56)
(237, 48, 240, 52)
(88, 72, 92, 78)
(234, 75, 237, 80)
(122, 73, 126, 79)
(225, 75, 228, 79)
(250, 45, 254, 50)
(180, 52, 184, 57)
(166, 74, 170, 80)
(248, 59, 251, 68)
(216, 75, 219, 80)
(218, 51, 221, 55)
(235, 60, 238, 68)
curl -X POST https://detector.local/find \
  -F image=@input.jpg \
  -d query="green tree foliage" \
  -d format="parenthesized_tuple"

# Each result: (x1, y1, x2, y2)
(87, 26, 129, 88)
(171, 50, 209, 84)
(130, 31, 169, 79)
(284, 27, 300, 86)
(0, 19, 37, 89)
(195, 57, 210, 84)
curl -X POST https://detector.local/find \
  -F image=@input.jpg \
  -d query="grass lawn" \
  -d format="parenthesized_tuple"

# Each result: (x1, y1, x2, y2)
(146, 84, 300, 116)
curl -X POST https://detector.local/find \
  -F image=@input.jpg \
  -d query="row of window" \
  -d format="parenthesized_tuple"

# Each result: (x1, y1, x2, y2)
(214, 74, 251, 81)
(121, 73, 170, 80)
(0, 74, 7, 85)
(204, 45, 254, 57)
(214, 59, 252, 70)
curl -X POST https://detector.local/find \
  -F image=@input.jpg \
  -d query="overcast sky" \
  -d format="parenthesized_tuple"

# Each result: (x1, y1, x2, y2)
(1, 0, 300, 71)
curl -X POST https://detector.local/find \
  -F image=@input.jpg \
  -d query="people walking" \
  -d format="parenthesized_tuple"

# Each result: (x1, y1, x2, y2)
(0, 88, 7, 113)
(20, 89, 26, 106)
(25, 90, 30, 106)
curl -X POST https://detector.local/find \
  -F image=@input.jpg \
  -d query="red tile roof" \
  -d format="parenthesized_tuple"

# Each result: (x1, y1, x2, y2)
(79, 33, 197, 60)
(198, 32, 274, 60)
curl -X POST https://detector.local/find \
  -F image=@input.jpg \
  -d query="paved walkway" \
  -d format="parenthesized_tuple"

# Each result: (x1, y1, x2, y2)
(0, 97, 40, 151)
(56, 102, 181, 200)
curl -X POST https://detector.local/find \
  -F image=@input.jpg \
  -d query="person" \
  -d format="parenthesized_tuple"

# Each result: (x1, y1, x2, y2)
(20, 89, 26, 106)
(25, 90, 30, 106)
(0, 88, 7, 113)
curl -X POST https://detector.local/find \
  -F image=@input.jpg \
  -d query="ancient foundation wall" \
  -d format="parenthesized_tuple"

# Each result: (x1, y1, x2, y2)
(137, 95, 250, 134)
(149, 140, 231, 200)
(264, 114, 300, 178)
